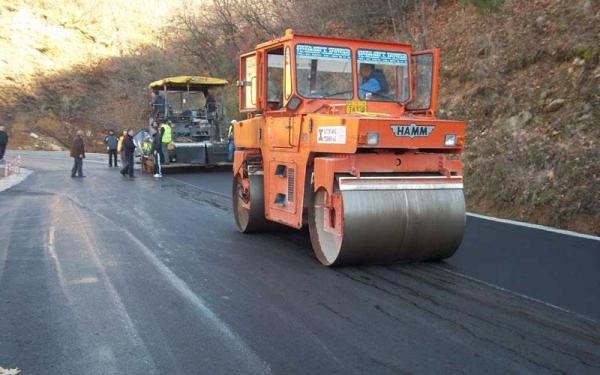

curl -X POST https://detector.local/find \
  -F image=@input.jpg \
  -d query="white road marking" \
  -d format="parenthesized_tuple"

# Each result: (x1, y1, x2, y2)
(72, 206, 160, 374)
(69, 276, 99, 285)
(46, 225, 73, 304)
(467, 212, 600, 241)
(0, 234, 7, 280)
(121, 229, 272, 374)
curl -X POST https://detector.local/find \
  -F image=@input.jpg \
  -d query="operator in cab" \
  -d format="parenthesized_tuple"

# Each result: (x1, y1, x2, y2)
(205, 89, 216, 113)
(358, 64, 389, 99)
(205, 89, 217, 126)
(150, 89, 166, 125)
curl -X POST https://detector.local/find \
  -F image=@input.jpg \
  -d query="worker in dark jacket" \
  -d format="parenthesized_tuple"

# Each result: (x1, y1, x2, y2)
(70, 130, 86, 178)
(150, 126, 163, 178)
(120, 129, 136, 178)
(104, 129, 119, 167)
(0, 125, 7, 161)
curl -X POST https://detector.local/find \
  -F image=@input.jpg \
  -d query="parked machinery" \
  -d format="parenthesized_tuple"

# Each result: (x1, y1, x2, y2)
(141, 76, 230, 171)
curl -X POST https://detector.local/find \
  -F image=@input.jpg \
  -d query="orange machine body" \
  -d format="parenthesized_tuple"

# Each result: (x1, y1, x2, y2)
(233, 31, 465, 231)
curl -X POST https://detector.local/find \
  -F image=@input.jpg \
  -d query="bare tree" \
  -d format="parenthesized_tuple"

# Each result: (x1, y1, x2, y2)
(170, 0, 437, 78)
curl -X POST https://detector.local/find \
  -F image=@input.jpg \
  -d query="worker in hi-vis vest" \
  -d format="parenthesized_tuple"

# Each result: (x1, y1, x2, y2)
(227, 120, 236, 162)
(160, 122, 172, 164)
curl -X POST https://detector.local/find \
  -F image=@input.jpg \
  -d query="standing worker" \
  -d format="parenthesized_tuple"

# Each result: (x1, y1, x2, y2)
(70, 130, 86, 178)
(104, 129, 119, 167)
(151, 126, 163, 178)
(227, 120, 236, 162)
(0, 125, 8, 161)
(120, 129, 136, 178)
(160, 121, 172, 165)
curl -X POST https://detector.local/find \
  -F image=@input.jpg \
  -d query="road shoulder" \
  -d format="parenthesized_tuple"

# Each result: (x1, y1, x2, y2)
(0, 169, 32, 193)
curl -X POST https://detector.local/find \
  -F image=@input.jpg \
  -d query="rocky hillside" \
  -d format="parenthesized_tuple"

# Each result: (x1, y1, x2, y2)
(427, 0, 599, 234)
(0, 0, 598, 234)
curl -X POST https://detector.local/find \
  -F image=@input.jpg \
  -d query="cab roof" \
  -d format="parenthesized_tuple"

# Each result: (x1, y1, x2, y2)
(255, 30, 411, 50)
(149, 76, 229, 92)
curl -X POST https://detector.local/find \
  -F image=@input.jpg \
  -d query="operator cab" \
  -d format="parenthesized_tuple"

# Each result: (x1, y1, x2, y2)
(149, 76, 229, 141)
(238, 29, 439, 117)
(232, 31, 465, 266)
(140, 76, 232, 169)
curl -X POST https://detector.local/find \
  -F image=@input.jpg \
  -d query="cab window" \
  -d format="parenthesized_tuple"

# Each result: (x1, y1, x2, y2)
(284, 47, 292, 100)
(295, 44, 353, 100)
(240, 54, 257, 111)
(267, 48, 284, 110)
(407, 53, 434, 110)
(357, 49, 409, 102)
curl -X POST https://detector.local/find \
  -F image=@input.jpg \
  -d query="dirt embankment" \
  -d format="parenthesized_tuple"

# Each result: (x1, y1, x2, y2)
(0, 0, 598, 234)
(0, 0, 202, 151)
(424, 0, 599, 234)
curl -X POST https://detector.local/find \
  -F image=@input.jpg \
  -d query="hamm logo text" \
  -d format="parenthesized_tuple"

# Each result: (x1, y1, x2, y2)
(390, 123, 435, 138)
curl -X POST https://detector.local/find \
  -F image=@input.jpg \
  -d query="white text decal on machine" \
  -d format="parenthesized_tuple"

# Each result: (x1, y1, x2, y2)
(390, 123, 435, 138)
(317, 126, 346, 144)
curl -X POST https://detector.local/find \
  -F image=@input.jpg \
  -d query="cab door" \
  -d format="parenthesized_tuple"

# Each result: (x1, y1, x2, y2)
(239, 52, 259, 112)
(265, 45, 296, 149)
(406, 49, 440, 115)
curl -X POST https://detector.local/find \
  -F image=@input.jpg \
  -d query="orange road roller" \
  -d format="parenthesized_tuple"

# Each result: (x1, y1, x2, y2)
(232, 30, 466, 266)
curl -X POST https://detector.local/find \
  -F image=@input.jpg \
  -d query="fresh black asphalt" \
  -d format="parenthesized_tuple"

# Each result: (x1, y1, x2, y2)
(1, 151, 599, 374)
(166, 164, 600, 321)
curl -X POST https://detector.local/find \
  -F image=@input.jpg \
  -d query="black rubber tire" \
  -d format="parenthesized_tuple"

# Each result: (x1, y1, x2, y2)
(232, 174, 269, 233)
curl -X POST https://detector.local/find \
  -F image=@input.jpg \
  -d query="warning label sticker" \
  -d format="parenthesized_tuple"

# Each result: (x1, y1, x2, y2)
(357, 49, 408, 66)
(317, 126, 346, 144)
(296, 44, 352, 61)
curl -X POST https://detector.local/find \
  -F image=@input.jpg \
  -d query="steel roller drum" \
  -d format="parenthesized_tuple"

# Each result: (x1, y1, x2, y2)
(309, 185, 466, 266)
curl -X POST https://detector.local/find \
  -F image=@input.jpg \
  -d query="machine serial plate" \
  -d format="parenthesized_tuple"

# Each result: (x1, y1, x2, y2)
(317, 126, 346, 144)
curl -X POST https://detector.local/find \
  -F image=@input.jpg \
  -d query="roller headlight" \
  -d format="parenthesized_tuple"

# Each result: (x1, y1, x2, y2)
(367, 132, 379, 145)
(444, 134, 457, 147)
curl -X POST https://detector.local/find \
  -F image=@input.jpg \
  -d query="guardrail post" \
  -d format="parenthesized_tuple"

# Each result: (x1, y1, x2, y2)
(15, 155, 21, 174)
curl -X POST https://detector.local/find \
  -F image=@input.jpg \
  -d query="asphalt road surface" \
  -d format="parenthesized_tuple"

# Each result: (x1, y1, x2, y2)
(1, 151, 599, 374)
